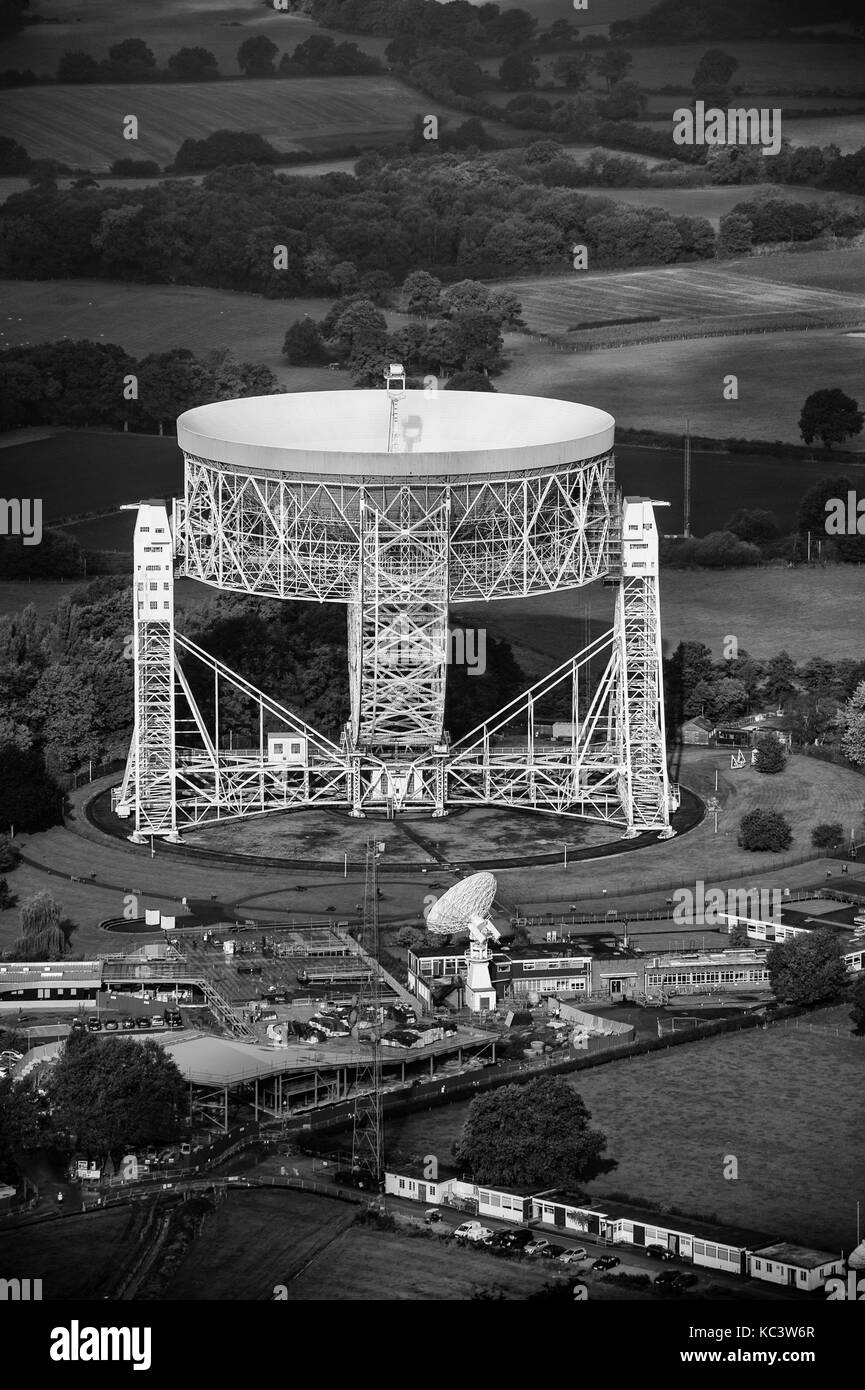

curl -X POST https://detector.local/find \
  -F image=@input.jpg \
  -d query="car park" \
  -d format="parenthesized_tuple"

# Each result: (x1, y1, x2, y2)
(558, 1247, 588, 1264)
(645, 1244, 675, 1261)
(592, 1255, 620, 1271)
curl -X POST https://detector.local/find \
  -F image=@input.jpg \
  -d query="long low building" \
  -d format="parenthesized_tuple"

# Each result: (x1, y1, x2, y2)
(0, 961, 103, 1008)
(384, 1164, 845, 1291)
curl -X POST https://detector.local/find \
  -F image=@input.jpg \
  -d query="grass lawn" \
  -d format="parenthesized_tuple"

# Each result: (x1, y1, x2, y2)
(382, 1010, 864, 1253)
(0, 1204, 142, 1300)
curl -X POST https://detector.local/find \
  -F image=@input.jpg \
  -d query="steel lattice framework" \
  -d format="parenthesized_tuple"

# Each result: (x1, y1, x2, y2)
(116, 390, 678, 839)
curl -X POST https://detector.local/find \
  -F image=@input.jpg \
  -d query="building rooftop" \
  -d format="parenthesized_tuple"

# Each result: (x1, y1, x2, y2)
(386, 1160, 463, 1184)
(752, 1242, 842, 1268)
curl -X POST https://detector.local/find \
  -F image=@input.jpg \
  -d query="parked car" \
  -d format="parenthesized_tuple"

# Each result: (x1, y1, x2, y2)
(179, 1142, 192, 1156)
(150, 1014, 164, 1027)
(103, 1018, 119, 1031)
(121, 1018, 136, 1031)
(592, 1255, 620, 1271)
(71, 1018, 85, 1034)
(536, 1243, 565, 1259)
(87, 1017, 102, 1032)
(453, 1221, 493, 1243)
(645, 1244, 675, 1261)
(654, 1270, 684, 1289)
(675, 1272, 699, 1288)
(136, 1017, 151, 1029)
(525, 1239, 552, 1257)
(502, 1229, 535, 1250)
(558, 1247, 588, 1264)
(424, 1209, 443, 1225)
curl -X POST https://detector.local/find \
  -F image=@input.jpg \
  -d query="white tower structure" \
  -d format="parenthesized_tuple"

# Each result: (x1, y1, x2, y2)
(427, 873, 501, 1013)
(116, 390, 678, 838)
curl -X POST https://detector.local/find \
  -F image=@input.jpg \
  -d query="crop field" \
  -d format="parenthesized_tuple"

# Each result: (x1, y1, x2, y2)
(0, 76, 441, 171)
(500, 327, 865, 444)
(462, 559, 865, 664)
(779, 115, 865, 153)
(382, 1016, 865, 1253)
(558, 183, 864, 231)
(0, 0, 387, 72)
(498, 259, 865, 336)
(0, 157, 358, 205)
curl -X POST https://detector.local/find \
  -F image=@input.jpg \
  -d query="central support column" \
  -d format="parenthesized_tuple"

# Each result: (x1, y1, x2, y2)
(349, 490, 450, 754)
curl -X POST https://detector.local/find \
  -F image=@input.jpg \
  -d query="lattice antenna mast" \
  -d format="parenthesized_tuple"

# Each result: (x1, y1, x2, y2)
(351, 837, 384, 1187)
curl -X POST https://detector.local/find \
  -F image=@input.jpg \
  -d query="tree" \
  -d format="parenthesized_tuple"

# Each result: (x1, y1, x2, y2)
(282, 317, 327, 365)
(499, 51, 539, 91)
(14, 890, 66, 959)
(753, 736, 786, 774)
(595, 49, 633, 90)
(738, 808, 792, 852)
(799, 389, 863, 450)
(48, 1034, 186, 1161)
(723, 508, 779, 545)
(56, 50, 101, 83)
(0, 744, 63, 835)
(453, 1076, 609, 1188)
(105, 38, 157, 81)
(401, 270, 441, 317)
(850, 974, 865, 1034)
(0, 833, 18, 872)
(692, 48, 738, 102)
(599, 80, 647, 121)
(167, 47, 219, 80)
(553, 53, 592, 89)
(729, 921, 749, 948)
(0, 878, 12, 910)
(766, 929, 849, 1007)
(445, 371, 495, 391)
(761, 651, 796, 708)
(0, 134, 30, 175)
(718, 212, 753, 255)
(836, 682, 865, 766)
(237, 35, 279, 77)
(811, 822, 844, 850)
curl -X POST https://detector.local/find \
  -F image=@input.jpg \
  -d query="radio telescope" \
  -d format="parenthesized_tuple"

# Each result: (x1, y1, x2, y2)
(426, 871, 501, 1013)
(116, 380, 678, 841)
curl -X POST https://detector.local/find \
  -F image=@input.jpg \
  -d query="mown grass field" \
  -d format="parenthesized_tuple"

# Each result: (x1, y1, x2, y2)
(0, 76, 441, 170)
(498, 255, 865, 335)
(382, 1015, 865, 1253)
(500, 327, 865, 445)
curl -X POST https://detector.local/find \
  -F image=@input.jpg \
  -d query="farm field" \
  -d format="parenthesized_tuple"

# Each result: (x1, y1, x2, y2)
(0, 279, 410, 378)
(638, 112, 865, 154)
(500, 327, 865, 444)
(0, 1204, 140, 1300)
(382, 1017, 865, 1253)
(497, 258, 865, 336)
(556, 182, 864, 231)
(0, 0, 389, 71)
(463, 561, 865, 665)
(0, 76, 448, 170)
(625, 42, 865, 96)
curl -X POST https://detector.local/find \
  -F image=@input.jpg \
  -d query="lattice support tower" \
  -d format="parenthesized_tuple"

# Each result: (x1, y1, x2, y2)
(350, 839, 384, 1188)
